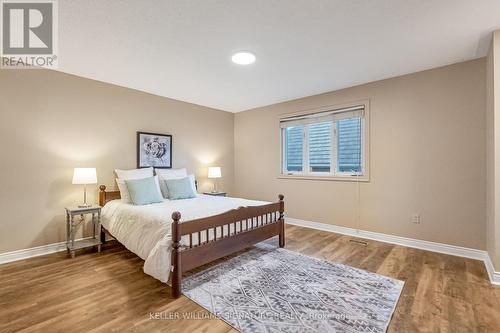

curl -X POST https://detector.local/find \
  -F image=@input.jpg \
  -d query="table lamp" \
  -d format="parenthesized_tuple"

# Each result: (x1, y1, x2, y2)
(72, 168, 97, 208)
(208, 167, 221, 193)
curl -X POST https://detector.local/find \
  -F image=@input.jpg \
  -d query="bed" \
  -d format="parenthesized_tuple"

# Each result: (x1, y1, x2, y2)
(98, 185, 285, 298)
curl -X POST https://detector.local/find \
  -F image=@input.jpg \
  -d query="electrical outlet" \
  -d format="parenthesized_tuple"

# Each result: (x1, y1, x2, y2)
(412, 214, 420, 224)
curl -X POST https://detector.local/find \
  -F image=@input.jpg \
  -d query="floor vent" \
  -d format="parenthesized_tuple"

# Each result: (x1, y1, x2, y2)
(349, 239, 368, 246)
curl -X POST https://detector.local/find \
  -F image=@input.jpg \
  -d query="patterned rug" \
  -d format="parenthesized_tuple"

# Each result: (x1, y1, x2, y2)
(183, 244, 404, 333)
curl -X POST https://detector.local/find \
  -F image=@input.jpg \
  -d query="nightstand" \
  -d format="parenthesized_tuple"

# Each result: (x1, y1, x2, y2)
(203, 192, 227, 197)
(65, 206, 102, 258)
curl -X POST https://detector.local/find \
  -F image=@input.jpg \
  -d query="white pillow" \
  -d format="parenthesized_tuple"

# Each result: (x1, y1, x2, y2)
(115, 167, 153, 180)
(186, 174, 197, 195)
(116, 176, 163, 203)
(116, 179, 132, 203)
(155, 168, 187, 179)
(156, 168, 188, 198)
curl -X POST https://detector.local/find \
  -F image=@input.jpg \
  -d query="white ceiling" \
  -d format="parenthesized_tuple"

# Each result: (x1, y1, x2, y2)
(58, 0, 500, 112)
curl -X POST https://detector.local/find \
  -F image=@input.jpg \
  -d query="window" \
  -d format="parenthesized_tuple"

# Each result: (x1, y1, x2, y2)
(337, 117, 362, 173)
(284, 126, 304, 172)
(280, 104, 368, 179)
(308, 122, 332, 172)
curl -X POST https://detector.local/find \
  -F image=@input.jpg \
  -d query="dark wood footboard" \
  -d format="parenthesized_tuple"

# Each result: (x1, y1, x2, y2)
(171, 195, 285, 298)
(98, 185, 284, 299)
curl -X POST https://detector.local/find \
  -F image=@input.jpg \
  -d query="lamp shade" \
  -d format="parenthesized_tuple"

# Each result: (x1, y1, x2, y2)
(208, 167, 221, 179)
(72, 168, 97, 185)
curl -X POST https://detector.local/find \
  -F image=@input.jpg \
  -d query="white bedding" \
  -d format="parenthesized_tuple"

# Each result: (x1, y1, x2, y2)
(101, 194, 269, 283)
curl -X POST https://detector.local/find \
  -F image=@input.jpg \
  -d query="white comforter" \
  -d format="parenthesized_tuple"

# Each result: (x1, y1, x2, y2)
(101, 195, 268, 283)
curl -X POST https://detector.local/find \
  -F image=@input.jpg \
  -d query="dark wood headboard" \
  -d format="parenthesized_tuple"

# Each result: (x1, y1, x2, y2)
(99, 180, 198, 207)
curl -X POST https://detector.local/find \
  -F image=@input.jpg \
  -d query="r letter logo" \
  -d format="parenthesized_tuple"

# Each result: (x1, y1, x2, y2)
(1, 0, 58, 69)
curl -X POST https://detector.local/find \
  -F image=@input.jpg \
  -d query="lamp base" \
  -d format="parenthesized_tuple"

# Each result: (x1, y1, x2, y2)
(78, 203, 92, 208)
(78, 185, 92, 208)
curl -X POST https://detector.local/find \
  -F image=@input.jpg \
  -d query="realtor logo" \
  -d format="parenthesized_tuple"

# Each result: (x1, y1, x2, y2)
(1, 0, 58, 69)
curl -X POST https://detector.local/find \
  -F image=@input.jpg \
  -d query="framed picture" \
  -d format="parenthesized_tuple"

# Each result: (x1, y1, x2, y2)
(137, 132, 172, 168)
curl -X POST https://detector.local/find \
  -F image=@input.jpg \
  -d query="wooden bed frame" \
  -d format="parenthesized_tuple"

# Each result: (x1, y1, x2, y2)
(98, 185, 285, 298)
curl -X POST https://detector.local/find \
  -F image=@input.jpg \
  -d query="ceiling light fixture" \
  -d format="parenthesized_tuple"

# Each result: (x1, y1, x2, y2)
(231, 52, 256, 65)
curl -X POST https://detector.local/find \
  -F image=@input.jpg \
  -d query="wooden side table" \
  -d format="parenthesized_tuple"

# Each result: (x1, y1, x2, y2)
(203, 192, 227, 197)
(65, 206, 102, 258)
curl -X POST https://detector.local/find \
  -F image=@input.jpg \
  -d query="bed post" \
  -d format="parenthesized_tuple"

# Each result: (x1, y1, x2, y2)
(99, 185, 107, 207)
(99, 185, 107, 244)
(171, 211, 182, 298)
(278, 194, 285, 248)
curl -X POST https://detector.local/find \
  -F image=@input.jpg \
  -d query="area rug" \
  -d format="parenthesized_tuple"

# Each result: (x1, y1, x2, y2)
(182, 244, 404, 333)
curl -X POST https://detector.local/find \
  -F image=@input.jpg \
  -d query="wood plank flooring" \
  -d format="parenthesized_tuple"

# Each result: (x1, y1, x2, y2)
(1, 224, 499, 333)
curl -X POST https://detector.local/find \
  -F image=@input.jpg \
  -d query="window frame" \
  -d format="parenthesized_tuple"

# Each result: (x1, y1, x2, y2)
(279, 100, 370, 182)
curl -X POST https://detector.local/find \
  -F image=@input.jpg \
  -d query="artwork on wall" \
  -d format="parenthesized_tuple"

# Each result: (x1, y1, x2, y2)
(137, 132, 172, 168)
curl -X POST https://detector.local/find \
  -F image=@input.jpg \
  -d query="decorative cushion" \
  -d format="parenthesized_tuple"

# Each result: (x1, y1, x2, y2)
(155, 168, 188, 198)
(116, 176, 162, 204)
(124, 176, 164, 205)
(165, 177, 197, 200)
(114, 168, 162, 203)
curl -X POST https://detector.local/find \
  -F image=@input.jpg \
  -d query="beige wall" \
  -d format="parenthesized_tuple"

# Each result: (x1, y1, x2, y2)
(0, 59, 489, 255)
(0, 69, 234, 254)
(486, 30, 500, 268)
(235, 59, 486, 250)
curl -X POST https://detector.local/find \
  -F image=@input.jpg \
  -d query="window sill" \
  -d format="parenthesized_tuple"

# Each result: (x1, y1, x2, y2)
(277, 174, 370, 182)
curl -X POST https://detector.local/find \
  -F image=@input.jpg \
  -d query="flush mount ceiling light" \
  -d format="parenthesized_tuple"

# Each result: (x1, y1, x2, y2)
(231, 52, 256, 65)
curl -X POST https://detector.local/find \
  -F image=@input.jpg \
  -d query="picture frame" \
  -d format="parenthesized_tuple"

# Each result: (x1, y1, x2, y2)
(137, 131, 172, 169)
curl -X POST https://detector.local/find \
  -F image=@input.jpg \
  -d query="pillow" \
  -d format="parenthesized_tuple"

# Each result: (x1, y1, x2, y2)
(155, 168, 187, 179)
(155, 168, 188, 198)
(125, 176, 164, 205)
(165, 177, 197, 200)
(185, 174, 197, 194)
(115, 167, 153, 180)
(168, 174, 197, 195)
(116, 179, 132, 203)
(117, 176, 162, 204)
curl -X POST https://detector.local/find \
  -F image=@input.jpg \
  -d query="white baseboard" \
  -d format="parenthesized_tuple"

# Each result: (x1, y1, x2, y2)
(2, 219, 499, 285)
(286, 217, 500, 285)
(0, 237, 91, 265)
(483, 254, 500, 285)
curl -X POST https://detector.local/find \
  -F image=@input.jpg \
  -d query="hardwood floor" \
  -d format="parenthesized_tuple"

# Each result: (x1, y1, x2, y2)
(1, 224, 499, 333)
